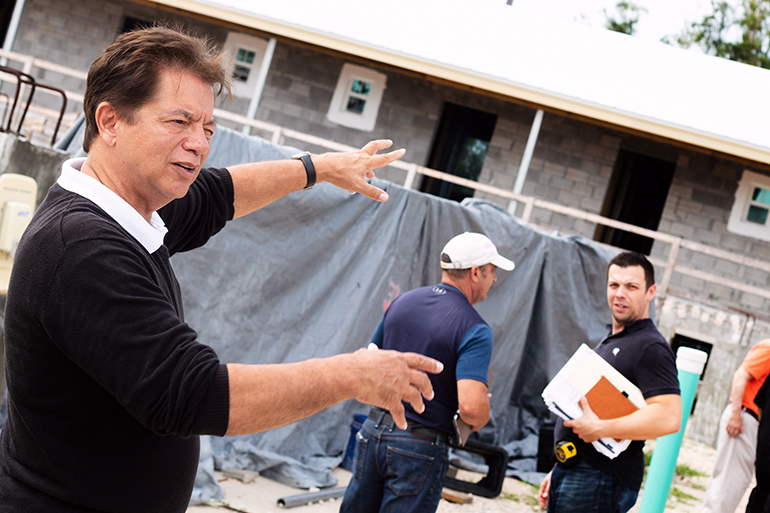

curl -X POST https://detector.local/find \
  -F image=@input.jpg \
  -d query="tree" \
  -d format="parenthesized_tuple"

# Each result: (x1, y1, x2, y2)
(604, 2, 648, 35)
(666, 0, 770, 69)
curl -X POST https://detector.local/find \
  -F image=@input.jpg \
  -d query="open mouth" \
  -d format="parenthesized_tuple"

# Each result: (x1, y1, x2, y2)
(174, 163, 197, 174)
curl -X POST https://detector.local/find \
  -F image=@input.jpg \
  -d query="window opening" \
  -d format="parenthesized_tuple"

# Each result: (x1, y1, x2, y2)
(594, 149, 676, 255)
(327, 64, 386, 131)
(421, 102, 497, 203)
(727, 169, 770, 242)
(0, 0, 17, 46)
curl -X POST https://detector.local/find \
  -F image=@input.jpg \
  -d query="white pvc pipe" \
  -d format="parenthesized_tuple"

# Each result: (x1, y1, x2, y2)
(241, 37, 276, 136)
(508, 109, 544, 215)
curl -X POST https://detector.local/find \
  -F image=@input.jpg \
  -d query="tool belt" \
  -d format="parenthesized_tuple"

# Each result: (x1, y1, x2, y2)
(367, 408, 449, 443)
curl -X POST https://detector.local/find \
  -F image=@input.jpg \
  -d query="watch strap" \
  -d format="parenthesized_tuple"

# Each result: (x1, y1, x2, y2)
(293, 152, 316, 190)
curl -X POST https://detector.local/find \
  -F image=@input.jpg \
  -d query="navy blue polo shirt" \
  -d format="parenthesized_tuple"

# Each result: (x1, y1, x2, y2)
(554, 318, 680, 491)
(370, 284, 493, 434)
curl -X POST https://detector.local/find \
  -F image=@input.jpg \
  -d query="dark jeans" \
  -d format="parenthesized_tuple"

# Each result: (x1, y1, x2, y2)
(340, 418, 449, 513)
(548, 460, 638, 513)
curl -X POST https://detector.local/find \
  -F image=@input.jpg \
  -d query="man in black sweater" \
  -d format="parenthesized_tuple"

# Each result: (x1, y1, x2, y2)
(0, 26, 441, 513)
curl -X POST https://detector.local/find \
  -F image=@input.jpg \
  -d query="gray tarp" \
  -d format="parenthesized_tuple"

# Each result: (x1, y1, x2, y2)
(2, 121, 618, 503)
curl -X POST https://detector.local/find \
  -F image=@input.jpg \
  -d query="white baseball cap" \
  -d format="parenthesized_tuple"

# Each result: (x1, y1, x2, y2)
(439, 232, 515, 271)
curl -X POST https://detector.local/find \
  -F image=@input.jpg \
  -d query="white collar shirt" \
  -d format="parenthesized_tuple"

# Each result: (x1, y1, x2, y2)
(56, 157, 168, 254)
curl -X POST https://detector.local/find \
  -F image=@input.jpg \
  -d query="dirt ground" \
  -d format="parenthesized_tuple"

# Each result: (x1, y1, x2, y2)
(187, 436, 754, 513)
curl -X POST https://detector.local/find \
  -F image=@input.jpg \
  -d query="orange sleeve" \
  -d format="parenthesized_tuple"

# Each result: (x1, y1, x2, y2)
(741, 340, 770, 412)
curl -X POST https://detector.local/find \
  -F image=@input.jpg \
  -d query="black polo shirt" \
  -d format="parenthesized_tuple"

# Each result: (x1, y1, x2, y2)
(554, 318, 680, 491)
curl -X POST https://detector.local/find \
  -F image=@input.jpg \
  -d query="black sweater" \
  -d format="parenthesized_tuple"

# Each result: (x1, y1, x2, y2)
(0, 168, 234, 513)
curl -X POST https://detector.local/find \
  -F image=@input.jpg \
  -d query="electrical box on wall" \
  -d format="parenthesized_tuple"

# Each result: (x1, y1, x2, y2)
(0, 173, 38, 293)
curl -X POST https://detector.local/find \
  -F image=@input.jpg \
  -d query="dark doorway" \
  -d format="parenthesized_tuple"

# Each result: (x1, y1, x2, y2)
(0, 0, 18, 47)
(421, 103, 497, 203)
(594, 149, 676, 255)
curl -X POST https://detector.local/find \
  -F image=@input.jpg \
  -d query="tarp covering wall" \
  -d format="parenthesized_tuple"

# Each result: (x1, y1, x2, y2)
(3, 122, 619, 502)
(174, 126, 619, 498)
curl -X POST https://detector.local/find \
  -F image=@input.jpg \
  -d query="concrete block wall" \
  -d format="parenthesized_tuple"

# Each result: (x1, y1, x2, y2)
(8, 0, 770, 316)
(657, 295, 770, 447)
(651, 149, 770, 314)
(5, 0, 229, 115)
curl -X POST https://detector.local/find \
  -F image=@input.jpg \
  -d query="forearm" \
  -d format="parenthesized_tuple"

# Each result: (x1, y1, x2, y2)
(226, 356, 354, 435)
(225, 348, 442, 435)
(566, 394, 681, 443)
(729, 367, 751, 408)
(457, 379, 490, 429)
(460, 404, 490, 430)
(227, 141, 403, 219)
(228, 159, 306, 219)
(603, 407, 679, 440)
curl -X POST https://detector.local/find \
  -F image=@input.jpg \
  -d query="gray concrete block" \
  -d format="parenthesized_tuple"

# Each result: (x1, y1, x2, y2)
(685, 212, 714, 230)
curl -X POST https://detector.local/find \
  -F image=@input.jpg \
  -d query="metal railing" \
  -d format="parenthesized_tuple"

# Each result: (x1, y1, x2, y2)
(0, 65, 68, 146)
(1, 49, 768, 310)
(0, 49, 85, 145)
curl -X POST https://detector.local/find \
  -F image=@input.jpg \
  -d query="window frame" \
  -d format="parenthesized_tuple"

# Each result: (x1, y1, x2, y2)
(327, 63, 387, 132)
(223, 32, 269, 99)
(727, 169, 770, 242)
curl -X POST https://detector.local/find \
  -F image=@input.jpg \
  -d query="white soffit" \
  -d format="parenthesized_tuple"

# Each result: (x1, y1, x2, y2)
(152, 0, 770, 164)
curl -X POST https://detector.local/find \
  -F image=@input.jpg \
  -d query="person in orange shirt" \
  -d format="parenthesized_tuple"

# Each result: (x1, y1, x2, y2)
(702, 339, 770, 513)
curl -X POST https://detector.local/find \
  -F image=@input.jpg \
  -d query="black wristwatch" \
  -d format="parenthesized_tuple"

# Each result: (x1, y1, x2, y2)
(292, 151, 316, 190)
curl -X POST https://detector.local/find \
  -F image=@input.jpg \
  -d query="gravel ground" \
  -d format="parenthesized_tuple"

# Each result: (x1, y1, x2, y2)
(187, 436, 754, 513)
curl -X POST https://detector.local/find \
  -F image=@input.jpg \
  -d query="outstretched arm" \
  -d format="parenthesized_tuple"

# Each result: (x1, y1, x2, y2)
(228, 140, 405, 218)
(564, 393, 681, 443)
(225, 348, 442, 435)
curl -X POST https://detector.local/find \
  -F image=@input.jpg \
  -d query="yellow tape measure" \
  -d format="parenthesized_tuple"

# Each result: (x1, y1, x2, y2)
(555, 441, 577, 463)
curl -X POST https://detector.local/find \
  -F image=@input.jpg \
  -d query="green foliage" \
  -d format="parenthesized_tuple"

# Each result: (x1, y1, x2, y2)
(666, 0, 770, 69)
(501, 492, 539, 508)
(669, 486, 698, 504)
(674, 463, 707, 478)
(604, 2, 648, 35)
(643, 449, 652, 467)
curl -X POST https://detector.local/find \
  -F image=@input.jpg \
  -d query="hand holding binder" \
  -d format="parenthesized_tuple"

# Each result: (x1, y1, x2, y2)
(541, 344, 645, 459)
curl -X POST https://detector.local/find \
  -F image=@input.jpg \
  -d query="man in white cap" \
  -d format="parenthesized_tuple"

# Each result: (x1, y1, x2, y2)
(340, 232, 515, 513)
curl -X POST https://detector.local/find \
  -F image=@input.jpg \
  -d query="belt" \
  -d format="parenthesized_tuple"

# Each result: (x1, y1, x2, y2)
(742, 406, 759, 422)
(367, 408, 449, 443)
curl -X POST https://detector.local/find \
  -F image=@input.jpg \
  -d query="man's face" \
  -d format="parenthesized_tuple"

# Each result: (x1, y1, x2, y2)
(111, 68, 215, 215)
(606, 264, 656, 333)
(473, 263, 498, 304)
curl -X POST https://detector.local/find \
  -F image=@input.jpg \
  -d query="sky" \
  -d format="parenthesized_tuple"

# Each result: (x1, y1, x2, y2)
(519, 0, 716, 44)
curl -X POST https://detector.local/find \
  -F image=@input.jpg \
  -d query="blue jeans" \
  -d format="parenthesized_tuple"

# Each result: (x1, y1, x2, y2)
(340, 418, 449, 513)
(548, 461, 638, 513)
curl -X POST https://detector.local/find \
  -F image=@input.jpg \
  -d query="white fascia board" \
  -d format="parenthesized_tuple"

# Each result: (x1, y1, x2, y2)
(150, 0, 770, 165)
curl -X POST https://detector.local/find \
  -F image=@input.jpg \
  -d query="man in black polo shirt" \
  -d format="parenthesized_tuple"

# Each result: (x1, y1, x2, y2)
(538, 252, 681, 513)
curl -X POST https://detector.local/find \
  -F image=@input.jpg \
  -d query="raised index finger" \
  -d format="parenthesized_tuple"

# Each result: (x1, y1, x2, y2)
(401, 352, 444, 375)
(361, 139, 394, 155)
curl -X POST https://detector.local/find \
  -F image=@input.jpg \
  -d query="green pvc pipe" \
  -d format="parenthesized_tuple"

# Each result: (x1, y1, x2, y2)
(638, 347, 707, 513)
